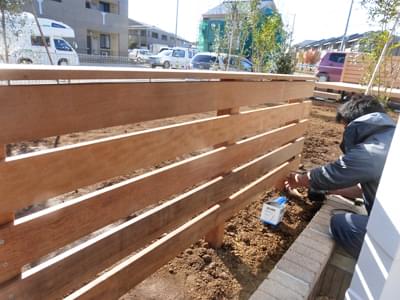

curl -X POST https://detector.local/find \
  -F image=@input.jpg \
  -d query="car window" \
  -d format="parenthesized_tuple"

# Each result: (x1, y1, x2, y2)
(329, 53, 346, 63)
(192, 55, 217, 63)
(31, 36, 50, 47)
(189, 51, 193, 59)
(161, 50, 172, 56)
(54, 39, 72, 51)
(240, 59, 252, 71)
(172, 49, 186, 58)
(139, 50, 148, 55)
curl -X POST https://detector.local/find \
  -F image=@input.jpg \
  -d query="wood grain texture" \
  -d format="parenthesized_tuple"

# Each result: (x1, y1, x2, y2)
(64, 158, 300, 300)
(0, 125, 307, 286)
(315, 81, 400, 100)
(0, 102, 310, 214)
(0, 65, 315, 82)
(205, 107, 240, 247)
(0, 81, 314, 144)
(54, 156, 298, 299)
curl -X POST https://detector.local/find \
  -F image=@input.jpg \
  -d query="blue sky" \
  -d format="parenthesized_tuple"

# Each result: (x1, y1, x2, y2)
(128, 0, 379, 43)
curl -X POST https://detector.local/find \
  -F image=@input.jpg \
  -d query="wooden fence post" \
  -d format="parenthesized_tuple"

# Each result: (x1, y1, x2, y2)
(205, 107, 240, 248)
(0, 146, 14, 226)
(0, 145, 15, 284)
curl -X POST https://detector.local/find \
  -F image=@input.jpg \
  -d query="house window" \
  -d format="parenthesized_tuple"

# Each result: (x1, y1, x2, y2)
(31, 36, 50, 47)
(85, 1, 91, 8)
(100, 34, 111, 49)
(99, 1, 110, 13)
(151, 32, 159, 39)
(51, 0, 62, 2)
(161, 35, 167, 41)
(140, 30, 146, 37)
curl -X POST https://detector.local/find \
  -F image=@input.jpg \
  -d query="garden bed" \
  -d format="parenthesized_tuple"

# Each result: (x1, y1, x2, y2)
(120, 101, 344, 300)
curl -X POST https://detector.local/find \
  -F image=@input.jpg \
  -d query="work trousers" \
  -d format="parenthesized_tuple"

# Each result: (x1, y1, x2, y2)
(330, 213, 368, 258)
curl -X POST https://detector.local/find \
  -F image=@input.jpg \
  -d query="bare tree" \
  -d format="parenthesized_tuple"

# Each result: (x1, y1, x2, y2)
(0, 0, 25, 63)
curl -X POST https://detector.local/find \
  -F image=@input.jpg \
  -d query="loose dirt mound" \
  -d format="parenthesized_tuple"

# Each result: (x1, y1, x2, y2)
(121, 102, 344, 300)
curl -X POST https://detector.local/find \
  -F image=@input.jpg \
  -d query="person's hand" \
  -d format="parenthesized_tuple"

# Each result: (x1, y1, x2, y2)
(284, 172, 310, 191)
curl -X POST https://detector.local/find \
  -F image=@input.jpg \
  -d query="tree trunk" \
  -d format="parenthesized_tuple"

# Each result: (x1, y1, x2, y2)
(0, 7, 9, 63)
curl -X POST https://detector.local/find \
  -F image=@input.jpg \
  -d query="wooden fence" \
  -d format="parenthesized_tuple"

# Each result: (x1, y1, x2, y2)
(0, 65, 314, 299)
(341, 52, 400, 88)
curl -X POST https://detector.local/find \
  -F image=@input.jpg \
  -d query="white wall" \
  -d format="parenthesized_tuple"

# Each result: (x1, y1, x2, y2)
(346, 118, 400, 300)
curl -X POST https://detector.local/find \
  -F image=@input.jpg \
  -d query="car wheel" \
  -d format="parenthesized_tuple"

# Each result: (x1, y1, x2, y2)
(18, 59, 32, 64)
(163, 61, 170, 69)
(58, 59, 68, 66)
(318, 74, 329, 82)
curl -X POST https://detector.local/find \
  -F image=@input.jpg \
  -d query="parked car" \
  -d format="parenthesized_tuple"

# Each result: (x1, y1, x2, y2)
(316, 52, 347, 82)
(190, 52, 253, 72)
(168, 47, 196, 69)
(148, 50, 173, 68)
(129, 48, 151, 63)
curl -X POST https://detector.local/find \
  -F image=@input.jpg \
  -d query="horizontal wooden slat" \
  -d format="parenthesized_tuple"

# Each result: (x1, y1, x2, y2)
(0, 102, 310, 213)
(0, 81, 314, 144)
(0, 64, 315, 82)
(0, 138, 303, 300)
(0, 122, 307, 283)
(313, 91, 341, 101)
(65, 157, 300, 300)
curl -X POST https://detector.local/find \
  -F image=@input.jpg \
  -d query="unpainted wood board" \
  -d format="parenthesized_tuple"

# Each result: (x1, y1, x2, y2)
(313, 91, 341, 101)
(0, 80, 314, 144)
(0, 64, 315, 81)
(0, 123, 307, 284)
(66, 158, 300, 300)
(0, 102, 311, 213)
(0, 141, 303, 299)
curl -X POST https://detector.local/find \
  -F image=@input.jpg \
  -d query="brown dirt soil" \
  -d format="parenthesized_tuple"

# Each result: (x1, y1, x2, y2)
(120, 102, 345, 300)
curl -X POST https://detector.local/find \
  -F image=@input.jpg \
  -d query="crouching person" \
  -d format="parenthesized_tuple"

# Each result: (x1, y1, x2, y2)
(285, 95, 396, 258)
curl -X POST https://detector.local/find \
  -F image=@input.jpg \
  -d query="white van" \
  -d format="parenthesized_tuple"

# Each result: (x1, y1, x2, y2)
(0, 12, 79, 65)
(167, 47, 196, 69)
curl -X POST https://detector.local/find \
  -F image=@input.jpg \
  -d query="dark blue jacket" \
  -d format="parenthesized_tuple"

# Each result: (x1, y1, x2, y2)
(310, 112, 396, 214)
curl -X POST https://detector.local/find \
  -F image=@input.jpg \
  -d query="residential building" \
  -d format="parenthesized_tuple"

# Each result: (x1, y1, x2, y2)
(198, 0, 276, 52)
(295, 32, 400, 62)
(128, 19, 192, 52)
(25, 0, 129, 56)
(295, 33, 368, 54)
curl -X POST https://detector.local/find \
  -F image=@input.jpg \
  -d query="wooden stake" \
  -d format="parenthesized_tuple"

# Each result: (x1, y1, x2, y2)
(205, 223, 225, 249)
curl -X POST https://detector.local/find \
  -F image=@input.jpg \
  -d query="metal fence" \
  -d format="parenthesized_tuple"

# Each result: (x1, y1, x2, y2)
(1, 51, 149, 68)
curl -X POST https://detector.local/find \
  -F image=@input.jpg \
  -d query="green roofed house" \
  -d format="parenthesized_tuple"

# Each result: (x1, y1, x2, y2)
(198, 0, 277, 53)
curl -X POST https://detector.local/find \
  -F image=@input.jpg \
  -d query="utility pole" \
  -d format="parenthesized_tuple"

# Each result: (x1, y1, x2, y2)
(340, 0, 354, 51)
(175, 0, 179, 47)
(290, 14, 296, 48)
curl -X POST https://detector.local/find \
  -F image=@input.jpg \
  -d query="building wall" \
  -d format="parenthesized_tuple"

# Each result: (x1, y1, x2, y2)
(128, 27, 192, 52)
(25, 0, 128, 56)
